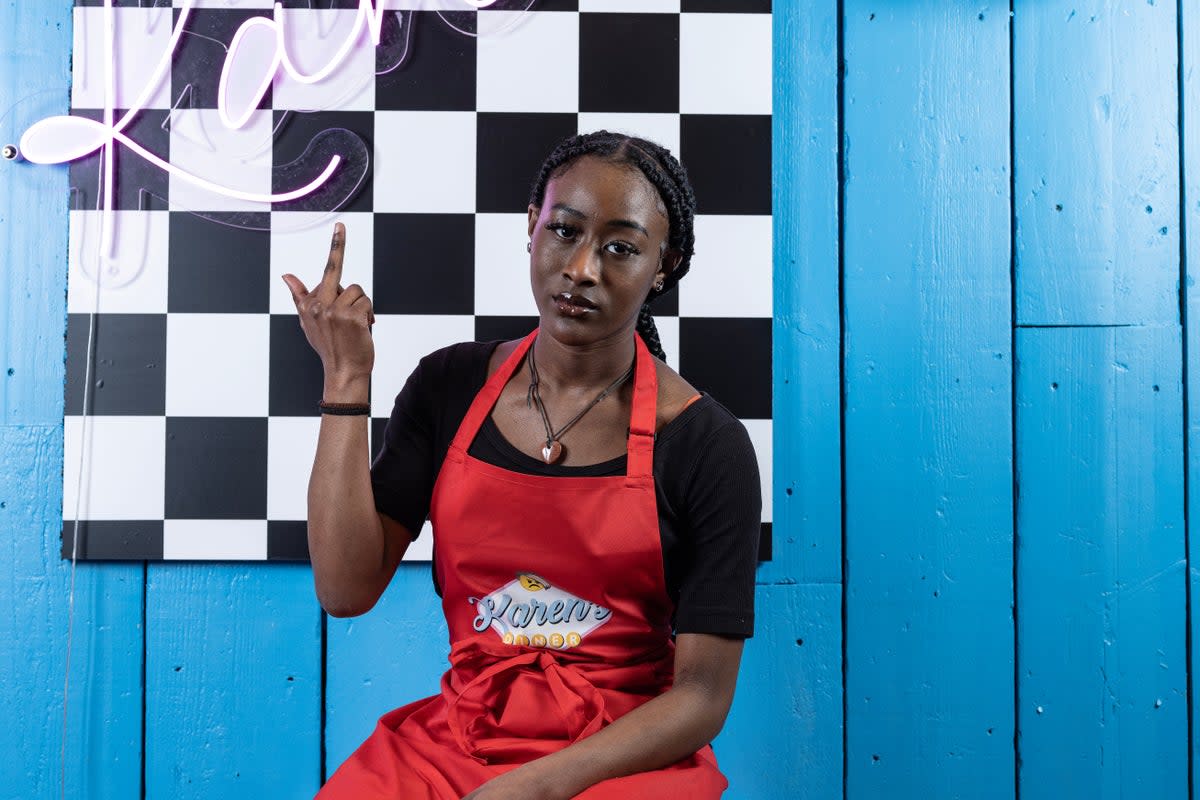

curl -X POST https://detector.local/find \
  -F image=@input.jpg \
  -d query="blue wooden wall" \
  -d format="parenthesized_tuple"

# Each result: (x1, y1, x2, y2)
(1, 1, 1194, 797)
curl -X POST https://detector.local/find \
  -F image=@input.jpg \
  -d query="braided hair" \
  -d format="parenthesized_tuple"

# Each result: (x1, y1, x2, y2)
(529, 131, 697, 362)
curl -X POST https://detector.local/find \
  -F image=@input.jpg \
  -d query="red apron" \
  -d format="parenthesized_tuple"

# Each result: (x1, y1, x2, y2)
(317, 330, 727, 799)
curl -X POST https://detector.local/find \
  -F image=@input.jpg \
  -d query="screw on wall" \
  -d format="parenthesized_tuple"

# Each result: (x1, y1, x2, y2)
(1, 144, 19, 161)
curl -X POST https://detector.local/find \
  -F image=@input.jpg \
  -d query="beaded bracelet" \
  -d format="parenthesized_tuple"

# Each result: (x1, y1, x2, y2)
(318, 401, 371, 416)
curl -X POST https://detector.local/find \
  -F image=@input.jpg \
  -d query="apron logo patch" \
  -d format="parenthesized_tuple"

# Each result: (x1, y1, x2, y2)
(468, 573, 612, 649)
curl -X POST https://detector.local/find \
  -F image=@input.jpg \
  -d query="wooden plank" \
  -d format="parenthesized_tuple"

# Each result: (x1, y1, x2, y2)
(144, 564, 321, 799)
(1013, 0, 1179, 326)
(0, 2, 73, 427)
(324, 563, 449, 776)
(842, 3, 1014, 796)
(1182, 6, 1200, 797)
(1016, 325, 1186, 798)
(1, 4, 144, 798)
(716, 583, 841, 800)
(766, 0, 841, 585)
(0, 426, 143, 800)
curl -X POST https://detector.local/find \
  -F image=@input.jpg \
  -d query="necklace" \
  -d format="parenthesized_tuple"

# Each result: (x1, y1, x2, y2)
(526, 340, 635, 464)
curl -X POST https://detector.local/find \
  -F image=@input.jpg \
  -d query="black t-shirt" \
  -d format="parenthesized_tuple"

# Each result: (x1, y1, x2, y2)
(369, 341, 761, 638)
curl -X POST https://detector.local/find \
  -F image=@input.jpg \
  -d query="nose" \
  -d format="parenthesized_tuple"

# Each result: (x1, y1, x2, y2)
(562, 243, 600, 286)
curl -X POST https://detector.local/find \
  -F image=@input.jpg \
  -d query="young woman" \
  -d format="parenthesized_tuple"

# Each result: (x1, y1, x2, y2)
(282, 132, 761, 800)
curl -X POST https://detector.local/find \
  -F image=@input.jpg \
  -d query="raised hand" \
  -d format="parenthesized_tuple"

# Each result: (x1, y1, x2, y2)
(281, 222, 375, 398)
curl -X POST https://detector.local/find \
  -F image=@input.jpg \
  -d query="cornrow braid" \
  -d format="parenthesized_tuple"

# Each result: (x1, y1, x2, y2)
(636, 303, 666, 362)
(529, 130, 698, 363)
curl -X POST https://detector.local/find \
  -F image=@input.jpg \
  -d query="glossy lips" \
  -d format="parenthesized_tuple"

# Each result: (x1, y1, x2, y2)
(553, 292, 598, 317)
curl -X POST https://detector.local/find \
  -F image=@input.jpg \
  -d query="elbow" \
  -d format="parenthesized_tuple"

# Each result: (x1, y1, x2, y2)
(309, 540, 393, 619)
(671, 680, 736, 743)
(698, 704, 733, 744)
(321, 600, 372, 619)
(315, 582, 382, 619)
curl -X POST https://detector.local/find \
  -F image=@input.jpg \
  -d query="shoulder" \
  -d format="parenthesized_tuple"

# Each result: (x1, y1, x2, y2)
(657, 393, 756, 464)
(404, 339, 508, 392)
(653, 358, 701, 433)
(655, 391, 760, 511)
(387, 340, 498, 418)
(649, 357, 754, 458)
(485, 338, 525, 378)
(416, 340, 498, 376)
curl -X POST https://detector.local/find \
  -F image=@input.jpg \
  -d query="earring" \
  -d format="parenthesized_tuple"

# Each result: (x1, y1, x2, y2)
(526, 242, 532, 253)
(653, 280, 664, 292)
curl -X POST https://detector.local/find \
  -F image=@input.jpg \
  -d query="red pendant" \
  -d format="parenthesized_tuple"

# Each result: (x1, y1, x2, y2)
(541, 440, 563, 464)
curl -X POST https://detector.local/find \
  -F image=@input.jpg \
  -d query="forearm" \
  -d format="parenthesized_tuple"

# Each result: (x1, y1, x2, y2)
(307, 374, 390, 617)
(519, 679, 733, 800)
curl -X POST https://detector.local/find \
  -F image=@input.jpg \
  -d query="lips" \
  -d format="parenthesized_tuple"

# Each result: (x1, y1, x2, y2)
(553, 292, 598, 313)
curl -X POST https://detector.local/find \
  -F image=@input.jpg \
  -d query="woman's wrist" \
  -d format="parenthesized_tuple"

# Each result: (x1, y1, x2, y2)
(506, 760, 571, 800)
(322, 372, 371, 403)
(513, 745, 607, 800)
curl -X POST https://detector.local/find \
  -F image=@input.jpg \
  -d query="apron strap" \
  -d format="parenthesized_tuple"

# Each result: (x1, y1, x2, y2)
(626, 334, 657, 479)
(449, 328, 658, 479)
(449, 330, 538, 453)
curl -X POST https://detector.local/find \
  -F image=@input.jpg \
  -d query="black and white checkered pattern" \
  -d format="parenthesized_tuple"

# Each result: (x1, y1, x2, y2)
(63, 0, 773, 561)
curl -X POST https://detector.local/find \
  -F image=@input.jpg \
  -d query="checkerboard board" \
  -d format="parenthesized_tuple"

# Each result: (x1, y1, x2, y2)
(62, 0, 773, 561)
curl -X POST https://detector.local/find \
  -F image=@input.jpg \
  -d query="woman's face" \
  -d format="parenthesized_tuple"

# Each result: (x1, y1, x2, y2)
(527, 155, 675, 348)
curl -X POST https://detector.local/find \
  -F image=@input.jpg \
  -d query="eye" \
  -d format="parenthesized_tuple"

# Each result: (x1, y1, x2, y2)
(546, 222, 576, 239)
(605, 241, 640, 256)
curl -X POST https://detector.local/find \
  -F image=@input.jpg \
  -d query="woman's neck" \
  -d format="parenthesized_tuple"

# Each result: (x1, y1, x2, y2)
(531, 329, 638, 393)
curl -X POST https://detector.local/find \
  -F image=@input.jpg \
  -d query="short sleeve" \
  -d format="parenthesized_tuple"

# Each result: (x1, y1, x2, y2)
(369, 354, 440, 538)
(369, 342, 496, 538)
(672, 417, 762, 637)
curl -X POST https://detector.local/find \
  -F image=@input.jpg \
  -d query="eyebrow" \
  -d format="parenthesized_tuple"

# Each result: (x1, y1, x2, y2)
(550, 203, 649, 237)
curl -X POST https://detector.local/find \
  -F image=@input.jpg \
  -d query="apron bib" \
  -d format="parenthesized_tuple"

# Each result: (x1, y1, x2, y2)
(317, 331, 727, 799)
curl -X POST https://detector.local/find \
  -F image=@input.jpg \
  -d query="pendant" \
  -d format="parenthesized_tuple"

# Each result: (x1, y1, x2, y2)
(541, 440, 563, 464)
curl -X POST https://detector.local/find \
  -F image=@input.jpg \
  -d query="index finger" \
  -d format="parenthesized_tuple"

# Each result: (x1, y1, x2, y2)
(316, 222, 346, 300)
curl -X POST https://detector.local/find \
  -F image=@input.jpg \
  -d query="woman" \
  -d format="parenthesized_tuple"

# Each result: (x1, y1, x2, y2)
(281, 132, 761, 799)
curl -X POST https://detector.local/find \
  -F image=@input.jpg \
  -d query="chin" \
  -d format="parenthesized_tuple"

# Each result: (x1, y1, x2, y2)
(538, 315, 630, 351)
(539, 314, 593, 339)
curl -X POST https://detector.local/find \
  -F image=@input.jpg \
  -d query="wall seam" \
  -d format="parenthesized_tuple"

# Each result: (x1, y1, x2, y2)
(140, 562, 148, 800)
(1015, 323, 1160, 329)
(1009, 2, 1021, 798)
(836, 0, 848, 797)
(1176, 0, 1194, 797)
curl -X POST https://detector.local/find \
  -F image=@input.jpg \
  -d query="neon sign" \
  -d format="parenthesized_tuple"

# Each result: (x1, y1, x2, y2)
(18, 0, 500, 255)
(220, 0, 496, 130)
